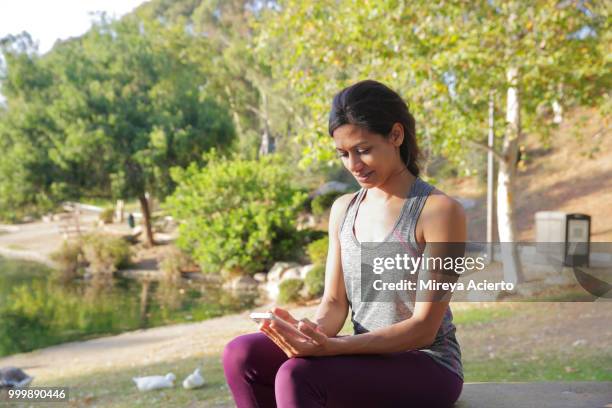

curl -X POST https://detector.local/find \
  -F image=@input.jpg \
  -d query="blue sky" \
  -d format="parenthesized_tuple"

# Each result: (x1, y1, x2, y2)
(0, 0, 149, 54)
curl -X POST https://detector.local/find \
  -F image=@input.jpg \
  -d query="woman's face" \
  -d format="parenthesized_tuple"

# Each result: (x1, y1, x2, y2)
(332, 123, 403, 187)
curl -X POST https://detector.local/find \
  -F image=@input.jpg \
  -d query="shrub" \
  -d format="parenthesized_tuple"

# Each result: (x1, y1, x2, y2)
(278, 278, 304, 304)
(166, 150, 307, 276)
(311, 191, 344, 216)
(49, 240, 83, 281)
(159, 246, 190, 284)
(305, 264, 325, 298)
(99, 207, 115, 224)
(307, 236, 329, 265)
(81, 233, 131, 275)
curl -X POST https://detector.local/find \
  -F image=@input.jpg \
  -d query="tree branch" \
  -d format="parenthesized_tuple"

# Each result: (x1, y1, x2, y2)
(468, 139, 506, 162)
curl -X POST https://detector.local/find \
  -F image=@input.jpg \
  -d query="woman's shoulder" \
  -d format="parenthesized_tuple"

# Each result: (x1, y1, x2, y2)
(328, 191, 361, 234)
(419, 183, 466, 242)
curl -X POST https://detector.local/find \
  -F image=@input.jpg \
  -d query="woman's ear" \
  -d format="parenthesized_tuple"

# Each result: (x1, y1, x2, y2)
(390, 123, 404, 147)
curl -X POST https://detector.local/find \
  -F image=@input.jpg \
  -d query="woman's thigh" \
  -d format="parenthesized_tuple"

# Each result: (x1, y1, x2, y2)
(275, 350, 463, 408)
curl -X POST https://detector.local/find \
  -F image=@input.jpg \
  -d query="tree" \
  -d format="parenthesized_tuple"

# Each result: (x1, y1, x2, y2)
(135, 0, 289, 160)
(0, 33, 59, 221)
(255, 0, 610, 283)
(0, 18, 235, 244)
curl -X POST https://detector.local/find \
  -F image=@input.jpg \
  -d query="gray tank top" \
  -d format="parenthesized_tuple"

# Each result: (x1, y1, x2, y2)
(338, 176, 463, 380)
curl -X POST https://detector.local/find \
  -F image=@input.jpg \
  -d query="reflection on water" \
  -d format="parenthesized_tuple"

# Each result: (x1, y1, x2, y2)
(0, 257, 259, 356)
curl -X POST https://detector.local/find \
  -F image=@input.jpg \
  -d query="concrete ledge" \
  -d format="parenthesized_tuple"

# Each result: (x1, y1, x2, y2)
(456, 381, 612, 408)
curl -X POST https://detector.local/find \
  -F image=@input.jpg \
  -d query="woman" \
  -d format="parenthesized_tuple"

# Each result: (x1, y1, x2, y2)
(223, 80, 465, 407)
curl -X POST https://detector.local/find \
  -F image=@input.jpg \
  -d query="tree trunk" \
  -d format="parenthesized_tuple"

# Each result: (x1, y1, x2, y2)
(257, 88, 275, 157)
(496, 67, 525, 285)
(139, 193, 155, 247)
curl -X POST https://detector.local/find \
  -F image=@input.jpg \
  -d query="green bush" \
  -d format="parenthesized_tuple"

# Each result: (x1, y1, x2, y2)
(49, 240, 83, 281)
(99, 207, 115, 224)
(305, 264, 325, 298)
(166, 150, 307, 276)
(81, 233, 131, 275)
(311, 191, 344, 216)
(278, 278, 304, 304)
(307, 236, 329, 265)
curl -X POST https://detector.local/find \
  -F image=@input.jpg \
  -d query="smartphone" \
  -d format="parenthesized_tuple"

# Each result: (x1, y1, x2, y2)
(249, 312, 313, 341)
(249, 312, 277, 324)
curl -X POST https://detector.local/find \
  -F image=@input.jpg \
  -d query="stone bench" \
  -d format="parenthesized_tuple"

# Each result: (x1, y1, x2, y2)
(455, 382, 612, 408)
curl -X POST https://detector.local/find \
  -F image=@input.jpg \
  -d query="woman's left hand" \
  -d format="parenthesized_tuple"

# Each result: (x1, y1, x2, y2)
(259, 311, 330, 358)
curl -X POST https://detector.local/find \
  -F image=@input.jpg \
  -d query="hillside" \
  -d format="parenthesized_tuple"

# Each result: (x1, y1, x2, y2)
(439, 107, 611, 242)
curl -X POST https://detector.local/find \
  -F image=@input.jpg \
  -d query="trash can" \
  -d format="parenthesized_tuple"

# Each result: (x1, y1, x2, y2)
(535, 211, 590, 267)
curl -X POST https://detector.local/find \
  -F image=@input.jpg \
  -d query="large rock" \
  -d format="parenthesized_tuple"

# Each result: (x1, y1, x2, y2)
(313, 181, 350, 197)
(223, 275, 259, 291)
(281, 266, 302, 281)
(299, 264, 316, 280)
(264, 262, 313, 301)
(253, 273, 267, 283)
(264, 281, 280, 300)
(267, 262, 300, 282)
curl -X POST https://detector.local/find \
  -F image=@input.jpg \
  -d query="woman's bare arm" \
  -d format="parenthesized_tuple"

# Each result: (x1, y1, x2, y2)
(311, 193, 354, 337)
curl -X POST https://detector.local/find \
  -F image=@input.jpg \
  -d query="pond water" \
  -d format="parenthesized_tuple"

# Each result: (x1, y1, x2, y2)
(0, 257, 260, 357)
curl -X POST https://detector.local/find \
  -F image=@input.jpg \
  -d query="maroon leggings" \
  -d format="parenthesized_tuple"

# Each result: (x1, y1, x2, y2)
(222, 332, 463, 408)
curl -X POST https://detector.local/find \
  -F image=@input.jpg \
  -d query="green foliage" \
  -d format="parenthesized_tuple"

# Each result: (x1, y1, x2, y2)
(0, 16, 235, 220)
(99, 207, 115, 224)
(166, 150, 307, 276)
(277, 278, 304, 304)
(304, 264, 325, 298)
(311, 191, 344, 216)
(255, 1, 611, 171)
(81, 233, 131, 275)
(307, 236, 329, 266)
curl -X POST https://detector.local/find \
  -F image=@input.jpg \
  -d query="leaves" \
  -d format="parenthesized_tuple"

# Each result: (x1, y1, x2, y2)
(166, 151, 307, 275)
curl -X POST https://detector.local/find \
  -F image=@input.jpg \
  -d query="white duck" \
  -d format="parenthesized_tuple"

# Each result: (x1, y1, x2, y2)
(132, 372, 175, 392)
(182, 368, 205, 389)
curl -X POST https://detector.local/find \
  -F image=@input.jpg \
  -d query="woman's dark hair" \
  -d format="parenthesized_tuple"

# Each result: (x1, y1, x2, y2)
(328, 80, 420, 177)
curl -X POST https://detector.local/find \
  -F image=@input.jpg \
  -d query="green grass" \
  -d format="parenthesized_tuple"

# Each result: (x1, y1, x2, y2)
(464, 350, 612, 382)
(38, 355, 233, 408)
(452, 305, 514, 326)
(337, 304, 515, 334)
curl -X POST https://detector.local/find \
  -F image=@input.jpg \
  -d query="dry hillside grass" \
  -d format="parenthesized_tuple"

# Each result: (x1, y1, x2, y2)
(440, 107, 611, 242)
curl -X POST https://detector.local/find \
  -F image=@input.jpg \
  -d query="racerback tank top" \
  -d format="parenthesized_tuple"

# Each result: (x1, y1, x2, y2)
(338, 176, 463, 381)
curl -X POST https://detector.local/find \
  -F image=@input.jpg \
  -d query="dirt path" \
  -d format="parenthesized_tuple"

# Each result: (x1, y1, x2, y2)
(1, 301, 609, 385)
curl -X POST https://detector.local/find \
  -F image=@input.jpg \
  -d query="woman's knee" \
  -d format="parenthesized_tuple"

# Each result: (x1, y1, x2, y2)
(222, 332, 264, 371)
(275, 359, 325, 406)
(275, 358, 317, 389)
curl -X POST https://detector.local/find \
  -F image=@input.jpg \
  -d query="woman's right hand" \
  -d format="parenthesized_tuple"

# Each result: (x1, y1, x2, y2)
(270, 307, 325, 340)
(269, 307, 300, 326)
